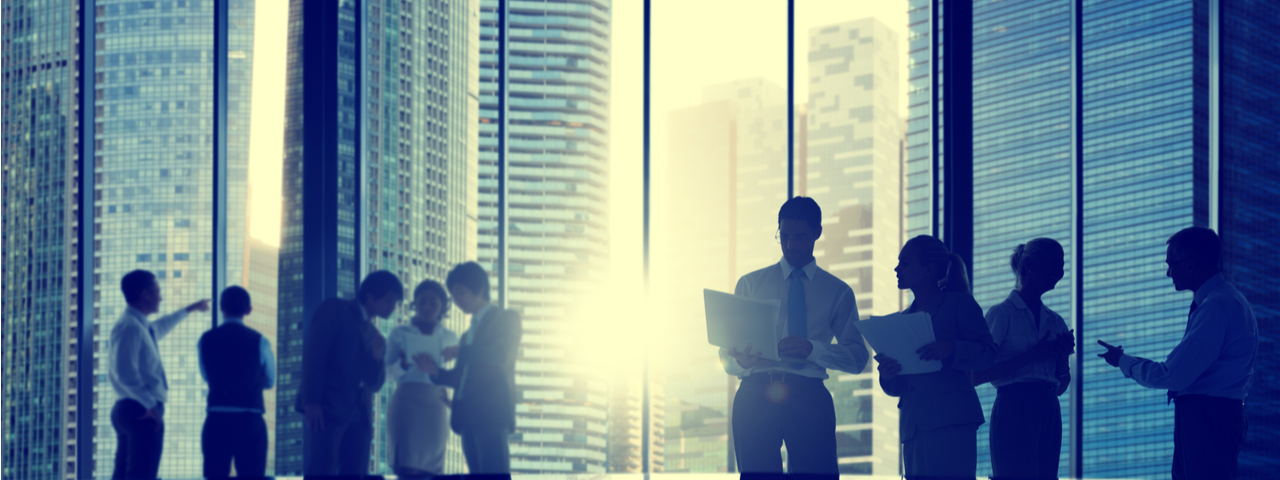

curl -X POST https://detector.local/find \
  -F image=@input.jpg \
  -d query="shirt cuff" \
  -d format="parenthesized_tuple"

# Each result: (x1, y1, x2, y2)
(135, 395, 158, 410)
(805, 339, 824, 362)
(1118, 354, 1139, 378)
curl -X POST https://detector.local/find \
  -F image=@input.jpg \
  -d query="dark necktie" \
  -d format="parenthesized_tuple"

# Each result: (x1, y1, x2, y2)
(787, 270, 808, 369)
(1168, 301, 1197, 405)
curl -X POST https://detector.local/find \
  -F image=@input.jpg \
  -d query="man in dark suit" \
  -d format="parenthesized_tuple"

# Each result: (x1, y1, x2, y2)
(295, 271, 403, 476)
(420, 261, 522, 474)
(198, 286, 275, 478)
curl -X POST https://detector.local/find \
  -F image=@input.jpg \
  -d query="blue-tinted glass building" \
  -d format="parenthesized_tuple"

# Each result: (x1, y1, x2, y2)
(1219, 0, 1280, 475)
(970, 0, 1074, 476)
(904, 0, 934, 241)
(476, 0, 614, 473)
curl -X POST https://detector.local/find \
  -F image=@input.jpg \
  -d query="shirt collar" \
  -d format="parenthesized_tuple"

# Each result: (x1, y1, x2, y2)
(221, 316, 244, 326)
(358, 303, 370, 322)
(1193, 273, 1226, 306)
(1007, 290, 1029, 310)
(475, 302, 495, 322)
(125, 306, 148, 322)
(780, 257, 818, 282)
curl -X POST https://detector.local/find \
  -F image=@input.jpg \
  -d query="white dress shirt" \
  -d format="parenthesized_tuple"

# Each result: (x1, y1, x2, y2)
(109, 306, 189, 410)
(986, 290, 1070, 388)
(197, 316, 277, 413)
(386, 323, 459, 385)
(1120, 274, 1258, 400)
(719, 257, 870, 379)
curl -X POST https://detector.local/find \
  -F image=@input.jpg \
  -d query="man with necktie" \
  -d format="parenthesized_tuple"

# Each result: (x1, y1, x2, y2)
(109, 269, 210, 480)
(721, 197, 870, 475)
(1098, 227, 1258, 479)
(419, 261, 522, 474)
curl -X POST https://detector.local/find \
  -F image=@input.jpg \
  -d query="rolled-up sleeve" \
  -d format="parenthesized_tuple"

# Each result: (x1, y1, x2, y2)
(806, 287, 869, 374)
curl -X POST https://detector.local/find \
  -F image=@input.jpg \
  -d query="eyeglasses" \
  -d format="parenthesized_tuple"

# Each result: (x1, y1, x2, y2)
(775, 230, 815, 245)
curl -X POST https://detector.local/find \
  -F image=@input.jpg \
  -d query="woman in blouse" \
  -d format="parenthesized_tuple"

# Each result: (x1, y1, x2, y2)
(385, 279, 460, 478)
(971, 238, 1075, 479)
(876, 235, 998, 477)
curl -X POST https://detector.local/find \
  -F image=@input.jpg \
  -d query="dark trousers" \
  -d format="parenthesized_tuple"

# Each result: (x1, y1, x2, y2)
(1173, 394, 1246, 480)
(732, 373, 838, 475)
(461, 427, 511, 474)
(111, 399, 164, 480)
(989, 382, 1061, 480)
(202, 411, 268, 478)
(303, 413, 373, 476)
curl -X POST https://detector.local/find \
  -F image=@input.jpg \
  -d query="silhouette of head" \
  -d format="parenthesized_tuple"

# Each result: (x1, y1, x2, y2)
(447, 262, 491, 314)
(1165, 227, 1221, 292)
(219, 285, 253, 318)
(777, 196, 823, 269)
(1010, 238, 1065, 294)
(358, 270, 404, 319)
(896, 235, 970, 294)
(121, 270, 161, 314)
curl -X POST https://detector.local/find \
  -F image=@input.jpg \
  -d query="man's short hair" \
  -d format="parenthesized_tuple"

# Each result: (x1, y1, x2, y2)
(1167, 226, 1222, 271)
(447, 262, 491, 300)
(220, 286, 252, 317)
(121, 270, 156, 305)
(778, 196, 822, 230)
(358, 270, 405, 303)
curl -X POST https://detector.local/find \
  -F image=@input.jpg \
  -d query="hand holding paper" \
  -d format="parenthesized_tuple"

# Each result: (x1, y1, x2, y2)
(858, 312, 943, 375)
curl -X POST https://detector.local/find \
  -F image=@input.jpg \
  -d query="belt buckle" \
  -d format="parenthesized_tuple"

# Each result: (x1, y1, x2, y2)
(768, 371, 787, 383)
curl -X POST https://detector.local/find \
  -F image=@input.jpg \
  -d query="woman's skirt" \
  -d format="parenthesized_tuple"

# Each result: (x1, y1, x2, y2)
(387, 382, 449, 474)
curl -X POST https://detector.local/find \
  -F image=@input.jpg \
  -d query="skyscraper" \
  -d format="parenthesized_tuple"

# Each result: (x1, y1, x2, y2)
(2, 1, 81, 478)
(1, 1, 256, 478)
(274, 0, 473, 474)
(475, 0, 614, 473)
(969, 0, 1073, 476)
(903, 0, 935, 241)
(803, 18, 902, 475)
(658, 78, 788, 473)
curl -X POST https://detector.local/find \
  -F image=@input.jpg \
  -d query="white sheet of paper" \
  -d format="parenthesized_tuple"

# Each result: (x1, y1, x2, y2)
(402, 332, 445, 366)
(858, 312, 942, 375)
(704, 289, 781, 361)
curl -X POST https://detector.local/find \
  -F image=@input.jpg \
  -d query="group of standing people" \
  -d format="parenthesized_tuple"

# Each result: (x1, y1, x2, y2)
(107, 261, 521, 479)
(295, 262, 522, 478)
(722, 196, 1257, 480)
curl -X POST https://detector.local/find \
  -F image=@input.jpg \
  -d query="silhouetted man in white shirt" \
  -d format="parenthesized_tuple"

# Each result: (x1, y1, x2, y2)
(1098, 227, 1258, 480)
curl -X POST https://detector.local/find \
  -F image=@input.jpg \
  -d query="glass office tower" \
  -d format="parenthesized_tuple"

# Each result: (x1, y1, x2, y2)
(1, 2, 80, 478)
(476, 0, 613, 473)
(903, 0, 934, 240)
(274, 0, 473, 474)
(803, 18, 903, 476)
(969, 0, 1073, 476)
(1221, 1, 1280, 475)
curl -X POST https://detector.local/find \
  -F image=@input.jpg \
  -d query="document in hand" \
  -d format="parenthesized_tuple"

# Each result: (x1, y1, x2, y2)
(402, 332, 447, 366)
(857, 312, 942, 375)
(703, 289, 781, 361)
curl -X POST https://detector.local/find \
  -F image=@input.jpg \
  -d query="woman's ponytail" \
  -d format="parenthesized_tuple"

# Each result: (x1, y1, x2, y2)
(942, 252, 971, 294)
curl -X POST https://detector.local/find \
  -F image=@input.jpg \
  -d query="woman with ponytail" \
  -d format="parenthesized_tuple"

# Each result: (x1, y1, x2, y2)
(972, 238, 1074, 479)
(876, 235, 997, 477)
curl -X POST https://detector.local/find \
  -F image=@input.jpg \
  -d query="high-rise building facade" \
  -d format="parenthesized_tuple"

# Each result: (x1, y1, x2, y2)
(1, 1, 258, 478)
(474, 0, 614, 473)
(803, 18, 902, 475)
(274, 0, 474, 474)
(969, 0, 1074, 476)
(903, 0, 934, 241)
(2, 2, 81, 478)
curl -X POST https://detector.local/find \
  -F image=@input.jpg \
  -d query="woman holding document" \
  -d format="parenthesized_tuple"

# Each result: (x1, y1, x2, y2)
(971, 238, 1074, 479)
(385, 280, 460, 478)
(875, 235, 997, 477)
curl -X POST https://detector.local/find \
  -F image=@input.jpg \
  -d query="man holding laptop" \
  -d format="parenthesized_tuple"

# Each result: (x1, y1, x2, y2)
(719, 196, 870, 475)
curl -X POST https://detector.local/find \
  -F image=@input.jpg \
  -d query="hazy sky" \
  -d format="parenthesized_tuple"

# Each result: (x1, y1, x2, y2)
(245, 0, 910, 289)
